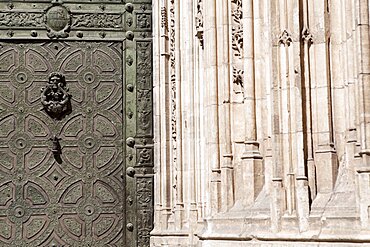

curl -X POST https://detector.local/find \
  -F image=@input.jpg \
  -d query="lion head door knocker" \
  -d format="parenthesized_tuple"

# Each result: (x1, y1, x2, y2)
(41, 72, 71, 119)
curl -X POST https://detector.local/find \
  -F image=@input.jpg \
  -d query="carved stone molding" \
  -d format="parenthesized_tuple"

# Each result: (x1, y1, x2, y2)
(278, 30, 293, 46)
(195, 0, 204, 48)
(231, 0, 243, 57)
(302, 28, 313, 44)
(233, 67, 244, 94)
(169, 0, 178, 197)
(161, 7, 168, 30)
(231, 0, 244, 95)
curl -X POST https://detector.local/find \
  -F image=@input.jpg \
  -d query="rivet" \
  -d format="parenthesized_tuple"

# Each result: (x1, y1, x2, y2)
(31, 30, 37, 37)
(126, 31, 134, 40)
(76, 31, 83, 38)
(99, 32, 106, 38)
(126, 137, 135, 147)
(7, 30, 14, 37)
(126, 167, 135, 177)
(127, 84, 134, 92)
(126, 222, 134, 231)
(125, 3, 134, 12)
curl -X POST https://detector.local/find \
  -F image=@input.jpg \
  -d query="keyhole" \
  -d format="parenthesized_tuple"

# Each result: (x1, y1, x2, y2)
(88, 209, 92, 214)
(54, 45, 58, 50)
(19, 142, 23, 147)
(18, 211, 22, 216)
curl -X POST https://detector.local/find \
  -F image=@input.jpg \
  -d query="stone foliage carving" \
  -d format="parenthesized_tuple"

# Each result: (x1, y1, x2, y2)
(231, 0, 244, 94)
(302, 28, 313, 44)
(231, 0, 243, 57)
(168, 0, 179, 201)
(195, 0, 204, 48)
(161, 7, 168, 29)
(233, 67, 244, 94)
(169, 0, 177, 168)
(278, 30, 293, 46)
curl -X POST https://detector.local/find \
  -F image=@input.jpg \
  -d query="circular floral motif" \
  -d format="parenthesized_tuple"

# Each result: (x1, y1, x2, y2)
(9, 133, 32, 154)
(10, 67, 34, 87)
(78, 133, 101, 153)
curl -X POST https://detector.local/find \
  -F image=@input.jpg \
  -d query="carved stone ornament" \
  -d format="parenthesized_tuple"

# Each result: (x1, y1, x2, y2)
(278, 30, 293, 46)
(302, 27, 313, 44)
(231, 0, 243, 56)
(44, 4, 72, 38)
(41, 72, 71, 119)
(195, 0, 204, 48)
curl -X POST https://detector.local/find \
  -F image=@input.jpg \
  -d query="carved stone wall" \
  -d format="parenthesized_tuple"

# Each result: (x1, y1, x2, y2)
(152, 0, 370, 246)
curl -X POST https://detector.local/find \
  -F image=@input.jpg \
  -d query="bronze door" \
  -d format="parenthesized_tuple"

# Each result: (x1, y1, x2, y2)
(0, 1, 153, 247)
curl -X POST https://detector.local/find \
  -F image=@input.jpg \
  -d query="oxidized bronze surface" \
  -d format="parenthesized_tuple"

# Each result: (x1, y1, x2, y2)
(0, 1, 153, 246)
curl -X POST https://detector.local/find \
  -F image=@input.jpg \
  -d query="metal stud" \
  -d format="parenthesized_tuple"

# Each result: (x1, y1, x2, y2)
(126, 223, 134, 231)
(126, 167, 135, 177)
(126, 31, 134, 40)
(127, 84, 134, 92)
(126, 137, 135, 147)
(125, 3, 134, 12)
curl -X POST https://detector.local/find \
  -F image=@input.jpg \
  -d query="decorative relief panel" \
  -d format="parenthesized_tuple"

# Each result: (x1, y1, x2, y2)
(231, 0, 243, 57)
(0, 2, 124, 39)
(231, 0, 244, 96)
(195, 0, 204, 48)
(72, 13, 122, 29)
(136, 176, 153, 247)
(0, 12, 44, 27)
(136, 41, 153, 136)
(0, 41, 125, 246)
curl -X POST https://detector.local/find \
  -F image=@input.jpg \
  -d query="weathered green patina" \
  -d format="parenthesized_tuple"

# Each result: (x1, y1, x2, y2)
(0, 1, 153, 246)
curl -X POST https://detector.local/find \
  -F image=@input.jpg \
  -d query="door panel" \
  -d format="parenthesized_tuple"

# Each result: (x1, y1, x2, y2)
(0, 41, 125, 246)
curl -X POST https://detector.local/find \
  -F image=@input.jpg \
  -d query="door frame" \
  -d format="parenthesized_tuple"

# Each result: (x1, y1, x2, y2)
(0, 1, 154, 246)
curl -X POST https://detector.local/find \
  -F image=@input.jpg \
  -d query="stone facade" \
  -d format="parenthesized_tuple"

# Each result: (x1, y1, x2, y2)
(151, 0, 370, 246)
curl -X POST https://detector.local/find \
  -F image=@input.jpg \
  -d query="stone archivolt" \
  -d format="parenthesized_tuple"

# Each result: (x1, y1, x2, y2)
(152, 0, 370, 246)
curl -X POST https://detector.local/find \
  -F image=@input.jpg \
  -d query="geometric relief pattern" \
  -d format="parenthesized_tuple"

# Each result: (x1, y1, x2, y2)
(0, 41, 124, 246)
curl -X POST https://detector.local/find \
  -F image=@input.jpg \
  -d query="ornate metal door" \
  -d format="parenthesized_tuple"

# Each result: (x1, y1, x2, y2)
(0, 1, 153, 247)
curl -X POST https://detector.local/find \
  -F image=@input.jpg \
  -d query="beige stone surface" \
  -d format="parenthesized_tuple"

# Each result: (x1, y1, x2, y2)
(151, 0, 370, 246)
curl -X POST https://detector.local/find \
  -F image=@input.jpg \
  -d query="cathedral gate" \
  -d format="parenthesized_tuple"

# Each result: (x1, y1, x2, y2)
(0, 1, 153, 246)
